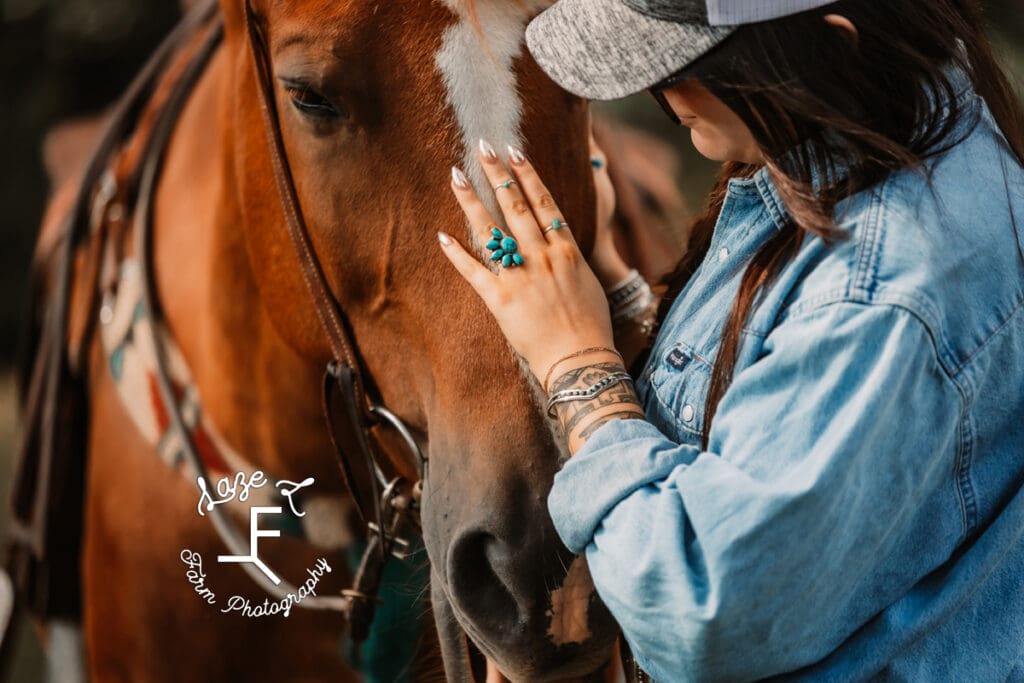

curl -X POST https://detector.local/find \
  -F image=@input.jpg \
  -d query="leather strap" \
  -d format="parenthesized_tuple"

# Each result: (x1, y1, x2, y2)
(322, 363, 384, 533)
(343, 479, 417, 642)
(242, 1, 400, 537)
(131, 13, 356, 615)
(241, 1, 431, 645)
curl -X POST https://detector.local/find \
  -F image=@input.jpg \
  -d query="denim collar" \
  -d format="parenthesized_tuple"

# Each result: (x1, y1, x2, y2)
(732, 60, 979, 231)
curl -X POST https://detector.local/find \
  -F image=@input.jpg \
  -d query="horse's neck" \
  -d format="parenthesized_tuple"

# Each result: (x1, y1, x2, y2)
(149, 44, 341, 486)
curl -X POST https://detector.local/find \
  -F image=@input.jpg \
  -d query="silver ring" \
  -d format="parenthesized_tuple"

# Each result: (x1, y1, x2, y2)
(494, 179, 518, 191)
(542, 218, 569, 235)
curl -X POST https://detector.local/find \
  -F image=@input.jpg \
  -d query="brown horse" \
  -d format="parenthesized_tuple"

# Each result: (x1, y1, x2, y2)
(17, 0, 652, 680)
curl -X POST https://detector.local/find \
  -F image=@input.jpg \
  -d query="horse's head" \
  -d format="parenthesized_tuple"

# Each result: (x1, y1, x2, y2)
(219, 0, 618, 677)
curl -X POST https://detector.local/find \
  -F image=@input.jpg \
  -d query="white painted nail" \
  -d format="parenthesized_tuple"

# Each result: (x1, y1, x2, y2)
(451, 166, 469, 188)
(437, 231, 452, 246)
(507, 145, 526, 164)
(478, 138, 497, 160)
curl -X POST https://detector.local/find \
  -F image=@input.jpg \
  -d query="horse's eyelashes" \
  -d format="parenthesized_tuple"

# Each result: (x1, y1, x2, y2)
(284, 83, 346, 122)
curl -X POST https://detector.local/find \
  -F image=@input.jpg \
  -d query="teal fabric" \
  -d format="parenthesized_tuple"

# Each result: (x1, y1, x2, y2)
(344, 539, 430, 683)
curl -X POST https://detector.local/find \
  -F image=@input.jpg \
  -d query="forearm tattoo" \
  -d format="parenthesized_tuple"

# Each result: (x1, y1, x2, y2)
(548, 361, 645, 452)
(578, 410, 646, 440)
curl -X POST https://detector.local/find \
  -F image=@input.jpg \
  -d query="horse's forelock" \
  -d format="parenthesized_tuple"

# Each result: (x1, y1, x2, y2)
(433, 0, 573, 467)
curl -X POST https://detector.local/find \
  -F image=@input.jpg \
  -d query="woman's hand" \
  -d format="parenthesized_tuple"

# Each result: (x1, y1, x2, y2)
(436, 139, 618, 389)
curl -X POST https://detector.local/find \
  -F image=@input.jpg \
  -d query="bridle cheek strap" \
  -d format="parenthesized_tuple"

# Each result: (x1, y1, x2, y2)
(243, 0, 432, 648)
(242, 3, 369, 409)
(322, 363, 385, 531)
(242, 1, 386, 516)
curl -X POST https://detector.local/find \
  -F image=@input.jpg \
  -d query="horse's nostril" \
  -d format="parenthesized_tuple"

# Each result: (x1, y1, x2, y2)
(447, 531, 529, 634)
(438, 524, 620, 680)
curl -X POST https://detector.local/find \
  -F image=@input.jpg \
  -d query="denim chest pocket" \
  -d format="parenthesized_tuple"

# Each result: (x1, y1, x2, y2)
(647, 341, 713, 442)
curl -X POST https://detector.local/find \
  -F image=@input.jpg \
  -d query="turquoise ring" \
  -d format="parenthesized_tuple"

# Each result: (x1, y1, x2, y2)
(494, 178, 518, 191)
(485, 226, 524, 268)
(590, 157, 604, 169)
(542, 218, 569, 235)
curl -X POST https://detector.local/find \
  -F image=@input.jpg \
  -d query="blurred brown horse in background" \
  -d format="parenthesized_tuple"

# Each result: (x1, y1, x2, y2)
(14, 0, 685, 680)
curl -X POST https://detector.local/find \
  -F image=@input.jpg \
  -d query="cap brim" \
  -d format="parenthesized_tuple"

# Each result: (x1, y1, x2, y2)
(525, 0, 735, 100)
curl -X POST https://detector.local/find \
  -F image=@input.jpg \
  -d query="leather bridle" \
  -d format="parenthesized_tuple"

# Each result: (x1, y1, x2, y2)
(134, 0, 432, 642)
(241, 6, 496, 675)
(219, 0, 430, 639)
(241, 0, 427, 522)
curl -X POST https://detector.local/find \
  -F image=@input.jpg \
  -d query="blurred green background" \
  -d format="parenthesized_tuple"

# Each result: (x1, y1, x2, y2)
(0, 1, 1020, 680)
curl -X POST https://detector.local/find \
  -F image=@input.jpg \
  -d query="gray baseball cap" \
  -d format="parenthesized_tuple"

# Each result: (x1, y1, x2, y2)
(525, 0, 838, 100)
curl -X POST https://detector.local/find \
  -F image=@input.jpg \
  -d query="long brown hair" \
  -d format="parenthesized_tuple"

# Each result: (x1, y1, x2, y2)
(638, 0, 1024, 447)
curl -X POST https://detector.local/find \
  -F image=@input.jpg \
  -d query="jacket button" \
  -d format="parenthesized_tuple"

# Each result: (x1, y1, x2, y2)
(682, 404, 695, 422)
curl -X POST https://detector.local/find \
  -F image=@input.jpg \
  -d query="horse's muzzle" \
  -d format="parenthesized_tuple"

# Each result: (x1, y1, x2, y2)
(438, 515, 619, 681)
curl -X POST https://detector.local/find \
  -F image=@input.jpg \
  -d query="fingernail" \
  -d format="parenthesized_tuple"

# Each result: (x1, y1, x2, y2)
(507, 145, 526, 164)
(478, 138, 497, 160)
(437, 231, 452, 246)
(451, 166, 469, 189)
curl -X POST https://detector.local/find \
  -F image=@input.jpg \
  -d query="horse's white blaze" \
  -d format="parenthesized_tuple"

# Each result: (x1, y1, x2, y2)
(435, 0, 572, 462)
(435, 0, 540, 238)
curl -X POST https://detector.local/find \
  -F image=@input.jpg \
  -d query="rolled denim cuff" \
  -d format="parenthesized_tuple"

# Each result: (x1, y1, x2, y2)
(548, 417, 700, 553)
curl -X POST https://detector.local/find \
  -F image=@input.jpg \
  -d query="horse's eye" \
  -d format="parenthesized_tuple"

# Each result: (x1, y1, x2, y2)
(284, 82, 345, 121)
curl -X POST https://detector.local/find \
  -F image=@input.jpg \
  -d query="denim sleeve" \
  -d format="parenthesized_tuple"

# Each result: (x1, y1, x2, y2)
(547, 302, 963, 682)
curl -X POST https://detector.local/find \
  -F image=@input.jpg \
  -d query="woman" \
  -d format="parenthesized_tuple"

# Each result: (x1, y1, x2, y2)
(436, 0, 1024, 679)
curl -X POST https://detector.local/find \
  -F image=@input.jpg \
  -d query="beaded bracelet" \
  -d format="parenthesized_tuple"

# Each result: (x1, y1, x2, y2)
(612, 289, 658, 343)
(611, 289, 649, 317)
(542, 345, 624, 394)
(546, 370, 635, 418)
(605, 267, 640, 291)
(613, 289, 653, 320)
(608, 271, 653, 318)
(605, 268, 644, 302)
(612, 285, 654, 323)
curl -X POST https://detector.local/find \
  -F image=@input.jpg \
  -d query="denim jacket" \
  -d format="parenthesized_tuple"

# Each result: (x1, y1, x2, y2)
(550, 66, 1024, 682)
